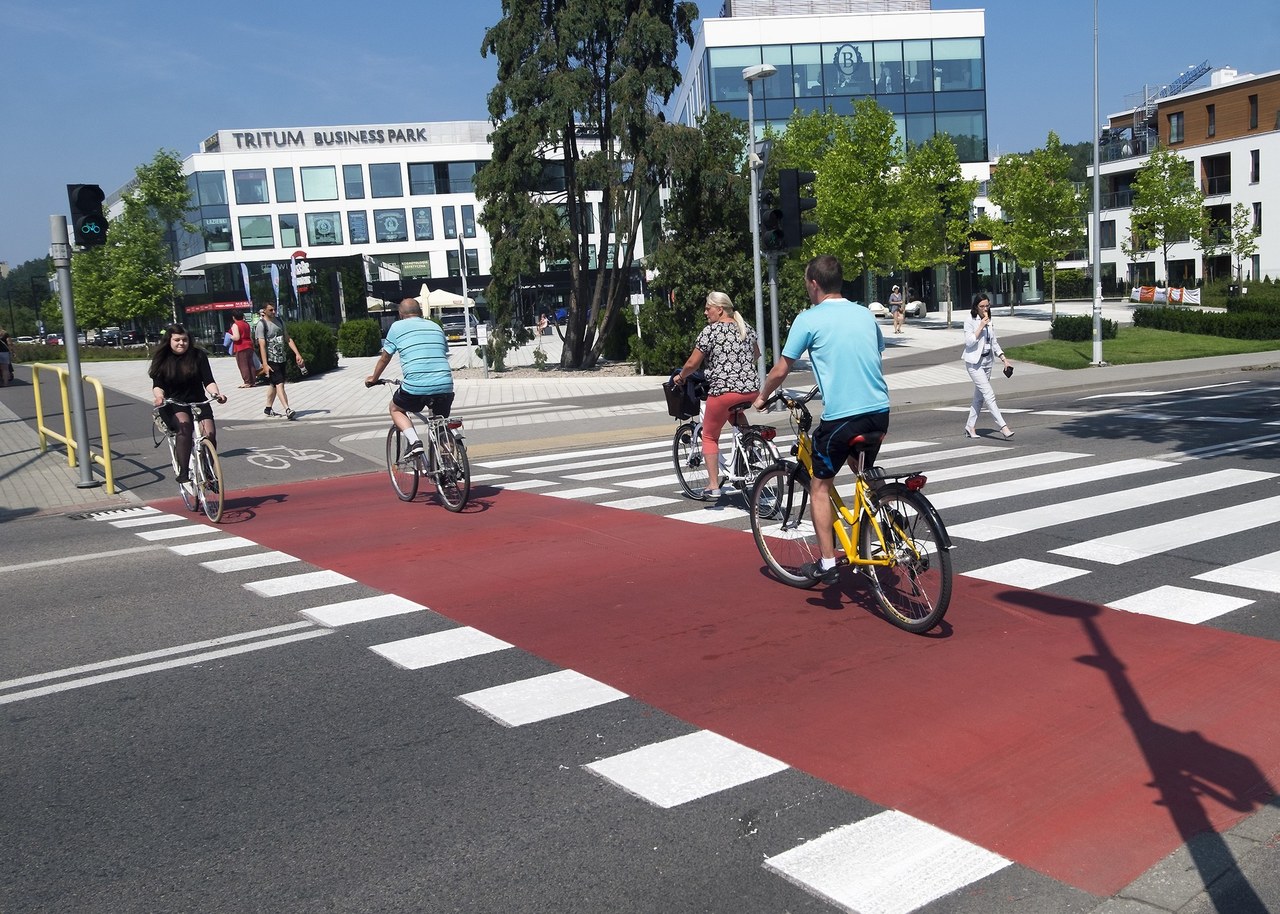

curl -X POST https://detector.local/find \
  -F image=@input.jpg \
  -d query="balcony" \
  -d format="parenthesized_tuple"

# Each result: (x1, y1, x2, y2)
(1100, 189, 1135, 210)
(1204, 175, 1231, 196)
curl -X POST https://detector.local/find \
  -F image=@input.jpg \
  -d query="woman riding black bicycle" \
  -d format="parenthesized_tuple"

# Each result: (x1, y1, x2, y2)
(149, 324, 226, 485)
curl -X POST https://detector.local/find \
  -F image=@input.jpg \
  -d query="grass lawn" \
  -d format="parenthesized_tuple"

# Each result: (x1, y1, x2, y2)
(1005, 326, 1280, 369)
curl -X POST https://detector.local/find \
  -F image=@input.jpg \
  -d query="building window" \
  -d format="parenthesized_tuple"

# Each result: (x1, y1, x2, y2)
(233, 169, 269, 205)
(1251, 149, 1260, 183)
(348, 211, 369, 244)
(273, 168, 296, 203)
(1100, 219, 1116, 250)
(201, 216, 232, 252)
(1254, 202, 1263, 234)
(343, 165, 365, 200)
(873, 40, 903, 94)
(193, 171, 228, 205)
(369, 163, 403, 198)
(902, 39, 931, 93)
(821, 41, 872, 96)
(306, 212, 343, 245)
(461, 205, 477, 238)
(447, 162, 478, 195)
(238, 215, 274, 249)
(708, 46, 759, 102)
(413, 207, 434, 240)
(792, 43, 823, 98)
(374, 208, 408, 243)
(408, 163, 436, 195)
(446, 248, 461, 277)
(1206, 104, 1215, 137)
(301, 166, 338, 201)
(278, 214, 300, 248)
(465, 248, 480, 276)
(932, 38, 983, 91)
(1249, 94, 1259, 129)
(442, 206, 457, 239)
(1168, 111, 1184, 144)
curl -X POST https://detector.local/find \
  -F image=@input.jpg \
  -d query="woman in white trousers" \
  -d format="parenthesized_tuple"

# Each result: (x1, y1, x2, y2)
(961, 292, 1014, 439)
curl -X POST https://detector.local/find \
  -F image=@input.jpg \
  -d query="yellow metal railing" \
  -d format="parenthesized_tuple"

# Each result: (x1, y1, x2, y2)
(30, 362, 117, 494)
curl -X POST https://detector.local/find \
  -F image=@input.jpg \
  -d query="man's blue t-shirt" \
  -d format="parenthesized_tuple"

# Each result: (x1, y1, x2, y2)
(383, 317, 453, 395)
(781, 298, 889, 420)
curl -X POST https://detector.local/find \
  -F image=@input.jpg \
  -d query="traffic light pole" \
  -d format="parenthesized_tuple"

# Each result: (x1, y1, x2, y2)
(767, 253, 781, 367)
(49, 215, 101, 489)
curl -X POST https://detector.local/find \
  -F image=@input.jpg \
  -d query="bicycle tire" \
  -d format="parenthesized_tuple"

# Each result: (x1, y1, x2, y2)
(385, 428, 420, 501)
(197, 439, 225, 523)
(673, 421, 708, 498)
(748, 465, 821, 589)
(434, 432, 470, 512)
(152, 414, 167, 448)
(859, 483, 952, 633)
(739, 431, 779, 492)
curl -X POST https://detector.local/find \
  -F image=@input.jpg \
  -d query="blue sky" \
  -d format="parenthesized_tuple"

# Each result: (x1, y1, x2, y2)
(1, 0, 1275, 266)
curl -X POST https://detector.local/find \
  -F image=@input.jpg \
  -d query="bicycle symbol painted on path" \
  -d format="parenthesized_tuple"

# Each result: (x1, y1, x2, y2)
(245, 445, 344, 470)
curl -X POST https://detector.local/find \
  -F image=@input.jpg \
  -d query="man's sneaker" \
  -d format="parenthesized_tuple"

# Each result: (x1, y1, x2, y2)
(802, 560, 840, 586)
(406, 440, 425, 459)
(285, 408, 297, 421)
(264, 407, 277, 418)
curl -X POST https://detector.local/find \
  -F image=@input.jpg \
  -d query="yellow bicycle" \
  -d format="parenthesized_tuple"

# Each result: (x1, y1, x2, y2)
(747, 387, 952, 633)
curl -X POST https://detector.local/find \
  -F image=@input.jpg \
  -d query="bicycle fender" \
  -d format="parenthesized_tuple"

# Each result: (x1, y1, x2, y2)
(882, 481, 953, 550)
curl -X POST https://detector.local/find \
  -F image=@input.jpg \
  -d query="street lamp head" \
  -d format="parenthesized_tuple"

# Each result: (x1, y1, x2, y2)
(742, 63, 778, 82)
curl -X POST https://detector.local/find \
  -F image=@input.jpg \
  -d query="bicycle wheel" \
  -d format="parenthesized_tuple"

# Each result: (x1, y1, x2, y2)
(385, 428, 419, 502)
(151, 414, 167, 448)
(739, 431, 778, 492)
(748, 465, 822, 589)
(434, 432, 471, 512)
(196, 439, 224, 523)
(673, 421, 708, 498)
(859, 483, 952, 633)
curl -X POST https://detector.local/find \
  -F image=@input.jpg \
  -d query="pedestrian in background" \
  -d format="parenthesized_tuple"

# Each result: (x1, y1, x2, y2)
(961, 292, 1014, 439)
(228, 310, 256, 388)
(671, 291, 759, 499)
(254, 302, 306, 420)
(0, 330, 13, 386)
(888, 284, 905, 334)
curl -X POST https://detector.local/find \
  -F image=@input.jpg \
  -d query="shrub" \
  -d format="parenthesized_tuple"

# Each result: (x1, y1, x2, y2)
(1050, 314, 1118, 341)
(337, 318, 382, 357)
(1132, 306, 1280, 340)
(286, 320, 338, 379)
(1050, 268, 1090, 299)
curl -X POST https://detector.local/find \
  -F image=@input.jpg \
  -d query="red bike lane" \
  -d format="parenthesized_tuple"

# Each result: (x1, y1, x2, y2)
(163, 473, 1280, 896)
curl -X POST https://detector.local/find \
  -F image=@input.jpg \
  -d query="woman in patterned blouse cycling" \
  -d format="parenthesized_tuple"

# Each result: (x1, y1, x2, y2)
(671, 291, 760, 498)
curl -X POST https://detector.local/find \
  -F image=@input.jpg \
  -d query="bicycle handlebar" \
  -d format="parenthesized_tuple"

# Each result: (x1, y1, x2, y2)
(365, 378, 401, 388)
(159, 397, 219, 409)
(763, 386, 820, 411)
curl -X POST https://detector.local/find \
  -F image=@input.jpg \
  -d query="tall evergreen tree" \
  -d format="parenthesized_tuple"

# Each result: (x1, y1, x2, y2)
(479, 0, 696, 369)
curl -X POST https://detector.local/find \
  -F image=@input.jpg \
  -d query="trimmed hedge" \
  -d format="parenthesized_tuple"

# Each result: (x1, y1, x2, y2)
(1132, 306, 1280, 340)
(337, 318, 382, 357)
(1050, 314, 1118, 342)
(285, 321, 338, 379)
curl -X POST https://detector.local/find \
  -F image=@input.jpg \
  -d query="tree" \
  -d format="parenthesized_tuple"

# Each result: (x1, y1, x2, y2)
(479, 0, 697, 370)
(1125, 146, 1204, 284)
(1228, 202, 1259, 289)
(899, 132, 976, 327)
(633, 108, 752, 373)
(986, 132, 1084, 318)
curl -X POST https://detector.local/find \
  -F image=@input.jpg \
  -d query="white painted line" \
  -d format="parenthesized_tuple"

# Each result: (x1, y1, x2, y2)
(1194, 549, 1280, 594)
(514, 449, 674, 474)
(167, 536, 257, 555)
(567, 461, 669, 481)
(599, 495, 681, 510)
(584, 729, 788, 808)
(764, 810, 1010, 914)
(615, 472, 681, 489)
(1125, 411, 1253, 424)
(459, 669, 627, 727)
(468, 473, 507, 482)
(87, 506, 159, 520)
(369, 627, 512, 669)
(1035, 410, 1090, 416)
(1052, 493, 1280, 565)
(0, 628, 332, 705)
(1107, 586, 1253, 624)
(877, 445, 1001, 469)
(543, 486, 616, 499)
(134, 524, 223, 541)
(0, 622, 316, 691)
(201, 551, 300, 573)
(301, 594, 425, 627)
(0, 545, 164, 575)
(244, 570, 356, 596)
(926, 458, 1174, 512)
(667, 504, 751, 525)
(494, 479, 556, 490)
(481, 438, 673, 469)
(964, 559, 1090, 589)
(920, 450, 1089, 484)
(109, 513, 187, 528)
(949, 468, 1277, 541)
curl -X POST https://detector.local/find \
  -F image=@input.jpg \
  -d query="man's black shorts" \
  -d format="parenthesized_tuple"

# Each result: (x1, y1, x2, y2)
(810, 409, 890, 479)
(392, 387, 454, 418)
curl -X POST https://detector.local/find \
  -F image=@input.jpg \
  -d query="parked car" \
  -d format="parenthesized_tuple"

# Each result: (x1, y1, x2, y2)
(16, 335, 36, 345)
(121, 329, 141, 345)
(440, 313, 481, 345)
(45, 334, 64, 346)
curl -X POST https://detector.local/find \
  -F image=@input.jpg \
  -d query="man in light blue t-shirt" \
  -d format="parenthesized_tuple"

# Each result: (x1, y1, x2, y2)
(753, 254, 890, 585)
(365, 298, 454, 458)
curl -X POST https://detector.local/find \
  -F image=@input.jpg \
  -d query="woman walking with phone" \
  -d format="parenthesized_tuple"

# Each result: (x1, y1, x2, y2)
(961, 292, 1014, 439)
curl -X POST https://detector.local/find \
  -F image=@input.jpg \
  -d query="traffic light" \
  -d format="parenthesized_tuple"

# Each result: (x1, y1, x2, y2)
(779, 169, 819, 251)
(67, 184, 108, 248)
(758, 190, 786, 252)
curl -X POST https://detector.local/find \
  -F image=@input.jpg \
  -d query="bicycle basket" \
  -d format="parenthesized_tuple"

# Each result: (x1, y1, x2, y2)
(662, 377, 703, 420)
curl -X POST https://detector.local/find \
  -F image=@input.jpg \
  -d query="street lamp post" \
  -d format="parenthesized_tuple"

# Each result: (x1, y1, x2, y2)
(1090, 0, 1105, 365)
(743, 62, 777, 389)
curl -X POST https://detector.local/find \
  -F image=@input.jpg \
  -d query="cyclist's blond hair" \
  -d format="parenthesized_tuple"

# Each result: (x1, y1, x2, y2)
(706, 290, 747, 341)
